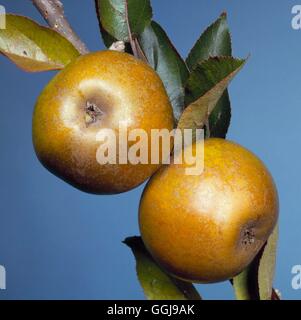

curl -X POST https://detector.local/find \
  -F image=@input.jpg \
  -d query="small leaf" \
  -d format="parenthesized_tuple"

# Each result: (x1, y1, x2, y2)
(138, 21, 189, 121)
(258, 225, 279, 300)
(178, 57, 246, 139)
(124, 236, 201, 300)
(0, 14, 80, 72)
(96, 0, 152, 42)
(232, 225, 279, 300)
(186, 13, 233, 138)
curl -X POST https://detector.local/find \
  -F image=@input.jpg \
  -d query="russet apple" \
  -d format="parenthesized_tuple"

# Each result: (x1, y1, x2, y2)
(139, 138, 279, 283)
(33, 50, 174, 194)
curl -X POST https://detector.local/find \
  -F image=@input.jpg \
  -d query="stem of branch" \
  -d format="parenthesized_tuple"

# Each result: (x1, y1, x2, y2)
(125, 0, 138, 58)
(31, 0, 89, 55)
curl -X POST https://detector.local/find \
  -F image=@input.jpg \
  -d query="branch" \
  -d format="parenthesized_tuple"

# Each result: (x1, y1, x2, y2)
(31, 0, 89, 55)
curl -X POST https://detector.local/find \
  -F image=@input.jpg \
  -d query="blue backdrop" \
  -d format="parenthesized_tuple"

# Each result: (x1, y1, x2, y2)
(0, 0, 300, 300)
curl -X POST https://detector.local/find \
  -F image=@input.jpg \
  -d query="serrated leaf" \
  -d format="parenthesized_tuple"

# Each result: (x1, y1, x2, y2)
(138, 21, 189, 121)
(186, 13, 232, 70)
(232, 225, 279, 300)
(186, 13, 232, 138)
(96, 0, 152, 42)
(258, 225, 279, 300)
(178, 57, 246, 139)
(124, 236, 201, 300)
(0, 14, 80, 72)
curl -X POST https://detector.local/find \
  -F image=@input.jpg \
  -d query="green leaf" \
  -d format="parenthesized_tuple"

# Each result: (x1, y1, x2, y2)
(232, 270, 252, 300)
(209, 91, 231, 138)
(232, 260, 259, 300)
(96, 0, 152, 42)
(258, 225, 279, 300)
(95, 0, 119, 48)
(0, 14, 80, 72)
(186, 13, 232, 70)
(99, 24, 133, 54)
(186, 13, 233, 138)
(178, 57, 246, 139)
(100, 24, 117, 48)
(232, 225, 279, 300)
(138, 21, 189, 121)
(124, 236, 201, 300)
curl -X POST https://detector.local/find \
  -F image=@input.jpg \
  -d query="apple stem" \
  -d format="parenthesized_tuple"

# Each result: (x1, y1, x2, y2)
(109, 41, 126, 52)
(31, 0, 89, 55)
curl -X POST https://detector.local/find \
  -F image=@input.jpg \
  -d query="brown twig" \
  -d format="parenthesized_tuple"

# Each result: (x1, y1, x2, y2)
(31, 0, 89, 54)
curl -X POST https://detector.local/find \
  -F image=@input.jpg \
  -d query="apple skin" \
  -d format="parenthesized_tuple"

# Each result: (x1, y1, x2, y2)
(139, 138, 279, 283)
(32, 50, 174, 194)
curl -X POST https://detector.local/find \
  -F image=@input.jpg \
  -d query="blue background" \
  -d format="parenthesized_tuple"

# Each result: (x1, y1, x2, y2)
(0, 0, 300, 300)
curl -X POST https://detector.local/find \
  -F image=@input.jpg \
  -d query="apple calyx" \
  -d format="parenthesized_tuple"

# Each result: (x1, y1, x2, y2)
(85, 101, 104, 126)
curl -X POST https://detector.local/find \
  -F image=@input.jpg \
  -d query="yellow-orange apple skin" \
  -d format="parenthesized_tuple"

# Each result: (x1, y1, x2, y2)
(32, 50, 174, 194)
(139, 138, 279, 283)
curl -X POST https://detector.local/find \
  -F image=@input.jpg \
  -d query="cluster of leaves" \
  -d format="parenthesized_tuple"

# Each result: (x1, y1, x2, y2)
(0, 0, 279, 300)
